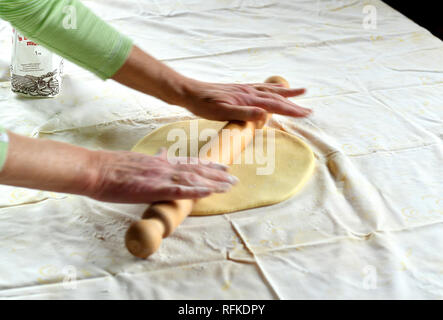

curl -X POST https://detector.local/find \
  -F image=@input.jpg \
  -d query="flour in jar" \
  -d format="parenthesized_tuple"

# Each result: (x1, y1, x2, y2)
(10, 29, 63, 97)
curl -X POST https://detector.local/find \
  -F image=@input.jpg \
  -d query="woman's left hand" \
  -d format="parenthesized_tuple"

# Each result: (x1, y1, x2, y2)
(179, 79, 311, 122)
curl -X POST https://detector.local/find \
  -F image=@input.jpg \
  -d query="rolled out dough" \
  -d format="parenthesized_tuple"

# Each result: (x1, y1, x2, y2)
(132, 119, 315, 215)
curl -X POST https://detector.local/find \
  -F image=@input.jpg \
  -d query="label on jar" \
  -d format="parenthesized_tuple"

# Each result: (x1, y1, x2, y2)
(10, 29, 63, 97)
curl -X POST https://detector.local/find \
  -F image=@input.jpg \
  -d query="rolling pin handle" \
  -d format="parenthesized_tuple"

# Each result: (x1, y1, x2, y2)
(125, 218, 165, 259)
(125, 199, 194, 258)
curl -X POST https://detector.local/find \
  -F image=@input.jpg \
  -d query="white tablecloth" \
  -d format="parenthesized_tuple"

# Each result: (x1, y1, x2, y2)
(0, 0, 442, 299)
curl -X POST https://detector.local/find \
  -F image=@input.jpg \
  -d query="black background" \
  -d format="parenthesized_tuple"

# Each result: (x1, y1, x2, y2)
(383, 0, 443, 39)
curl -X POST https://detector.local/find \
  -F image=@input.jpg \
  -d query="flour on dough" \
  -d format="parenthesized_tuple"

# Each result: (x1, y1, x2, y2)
(132, 119, 315, 215)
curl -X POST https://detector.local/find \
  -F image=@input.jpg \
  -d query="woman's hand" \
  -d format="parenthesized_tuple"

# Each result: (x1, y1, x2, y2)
(179, 79, 311, 121)
(112, 46, 311, 122)
(86, 148, 238, 203)
(0, 132, 237, 204)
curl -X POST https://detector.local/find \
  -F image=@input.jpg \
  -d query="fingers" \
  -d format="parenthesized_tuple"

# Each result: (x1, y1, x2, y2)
(248, 95, 311, 118)
(152, 149, 237, 195)
(228, 86, 311, 119)
(178, 162, 239, 184)
(171, 171, 235, 192)
(151, 172, 233, 201)
(154, 158, 238, 198)
(250, 84, 310, 115)
(263, 87, 306, 98)
(156, 185, 213, 200)
(254, 84, 306, 98)
(171, 156, 229, 172)
(217, 103, 267, 121)
(156, 150, 229, 173)
(203, 161, 229, 171)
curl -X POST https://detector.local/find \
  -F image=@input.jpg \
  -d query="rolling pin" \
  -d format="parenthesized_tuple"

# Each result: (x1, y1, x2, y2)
(125, 75, 290, 258)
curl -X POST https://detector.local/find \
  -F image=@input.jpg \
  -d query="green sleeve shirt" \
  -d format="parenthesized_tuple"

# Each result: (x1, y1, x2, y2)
(0, 0, 133, 80)
(0, 0, 134, 171)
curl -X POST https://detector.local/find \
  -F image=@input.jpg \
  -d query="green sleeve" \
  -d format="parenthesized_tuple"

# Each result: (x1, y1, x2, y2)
(0, 127, 8, 171)
(0, 0, 133, 80)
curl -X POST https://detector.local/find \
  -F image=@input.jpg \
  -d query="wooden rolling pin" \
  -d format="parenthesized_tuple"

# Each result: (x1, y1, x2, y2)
(125, 75, 290, 258)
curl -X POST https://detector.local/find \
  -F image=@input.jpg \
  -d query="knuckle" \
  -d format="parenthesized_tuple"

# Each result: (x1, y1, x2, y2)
(169, 186, 182, 196)
(214, 172, 228, 181)
(267, 92, 281, 100)
(183, 172, 196, 182)
(236, 84, 252, 93)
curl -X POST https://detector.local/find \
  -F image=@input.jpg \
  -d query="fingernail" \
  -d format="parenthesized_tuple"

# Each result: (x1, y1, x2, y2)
(215, 183, 232, 193)
(229, 175, 239, 184)
(213, 162, 229, 170)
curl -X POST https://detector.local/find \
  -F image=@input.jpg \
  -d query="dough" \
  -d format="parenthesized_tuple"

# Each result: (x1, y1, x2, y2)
(132, 119, 315, 215)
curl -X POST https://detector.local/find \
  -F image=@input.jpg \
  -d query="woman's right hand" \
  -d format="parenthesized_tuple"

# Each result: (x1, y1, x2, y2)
(86, 148, 238, 204)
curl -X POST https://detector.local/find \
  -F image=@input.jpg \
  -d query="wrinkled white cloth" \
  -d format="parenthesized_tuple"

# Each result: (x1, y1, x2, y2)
(0, 0, 442, 299)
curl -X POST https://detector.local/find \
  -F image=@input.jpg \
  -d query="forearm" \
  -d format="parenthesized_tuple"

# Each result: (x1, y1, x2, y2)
(0, 132, 95, 195)
(0, 132, 235, 203)
(0, 0, 191, 106)
(112, 45, 194, 106)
